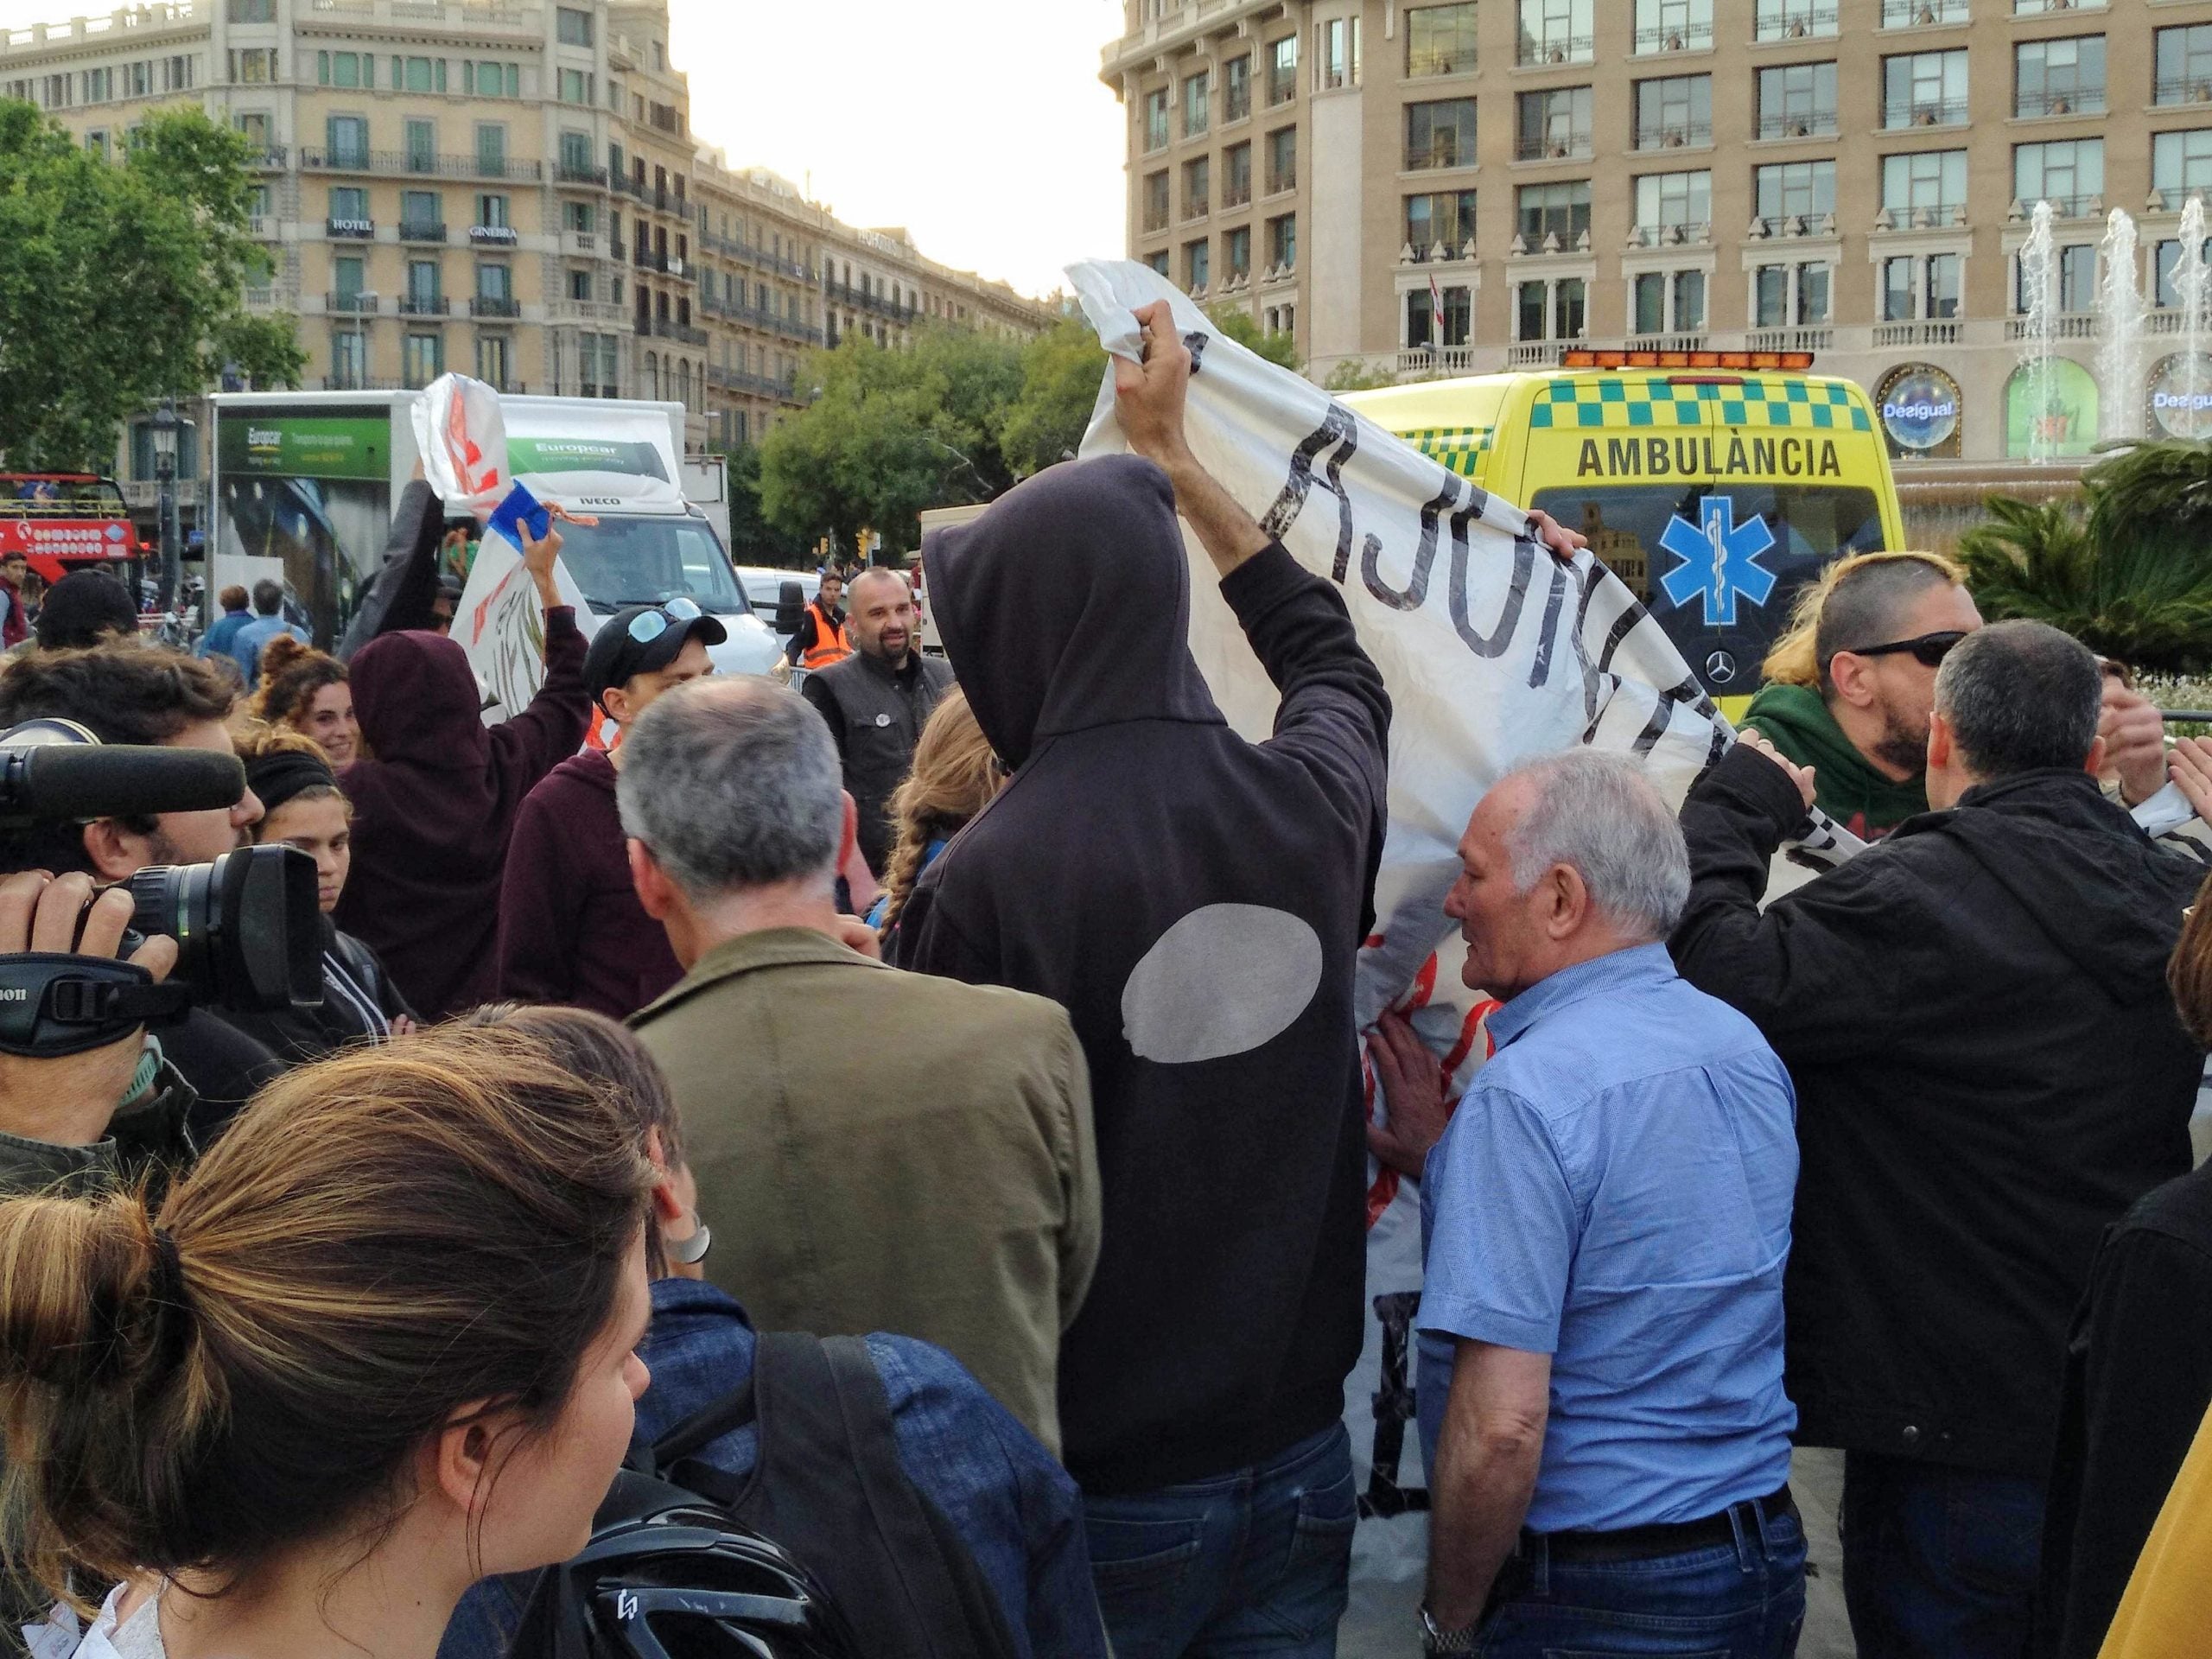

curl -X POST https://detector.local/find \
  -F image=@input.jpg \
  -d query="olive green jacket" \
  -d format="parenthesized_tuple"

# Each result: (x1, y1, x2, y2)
(631, 927, 1101, 1454)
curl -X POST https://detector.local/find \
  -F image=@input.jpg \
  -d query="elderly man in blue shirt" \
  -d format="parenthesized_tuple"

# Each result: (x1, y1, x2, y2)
(1370, 749, 1803, 1658)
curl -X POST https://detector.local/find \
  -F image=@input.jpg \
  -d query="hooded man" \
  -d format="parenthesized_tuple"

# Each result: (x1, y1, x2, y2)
(334, 518, 590, 1020)
(496, 597, 722, 1018)
(1673, 620, 2207, 1659)
(887, 301, 1394, 1655)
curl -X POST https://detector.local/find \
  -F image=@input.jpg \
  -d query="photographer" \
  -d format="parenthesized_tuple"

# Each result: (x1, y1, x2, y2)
(0, 645, 283, 1141)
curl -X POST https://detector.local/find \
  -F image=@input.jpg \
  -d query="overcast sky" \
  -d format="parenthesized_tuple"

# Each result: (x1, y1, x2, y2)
(0, 0, 1130, 299)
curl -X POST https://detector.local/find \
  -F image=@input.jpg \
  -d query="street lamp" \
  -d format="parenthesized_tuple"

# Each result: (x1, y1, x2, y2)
(151, 397, 179, 612)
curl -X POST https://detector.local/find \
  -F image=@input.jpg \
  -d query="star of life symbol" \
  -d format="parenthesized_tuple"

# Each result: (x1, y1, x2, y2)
(1658, 498, 1778, 628)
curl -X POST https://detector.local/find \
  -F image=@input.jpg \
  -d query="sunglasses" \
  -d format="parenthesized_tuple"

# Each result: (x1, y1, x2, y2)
(1836, 630, 1969, 668)
(626, 596, 704, 645)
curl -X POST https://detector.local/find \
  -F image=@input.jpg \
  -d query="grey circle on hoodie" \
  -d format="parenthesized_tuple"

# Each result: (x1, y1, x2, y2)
(1121, 903, 1326, 1065)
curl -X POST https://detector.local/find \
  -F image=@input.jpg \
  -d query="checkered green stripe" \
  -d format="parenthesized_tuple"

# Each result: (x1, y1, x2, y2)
(1524, 378, 1872, 433)
(1406, 425, 1493, 479)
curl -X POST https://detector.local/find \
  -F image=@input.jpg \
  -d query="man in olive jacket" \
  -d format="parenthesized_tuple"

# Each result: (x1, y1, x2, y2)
(620, 675, 1100, 1454)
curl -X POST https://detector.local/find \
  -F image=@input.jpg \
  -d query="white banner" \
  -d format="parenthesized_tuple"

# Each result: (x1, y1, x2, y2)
(453, 524, 589, 723)
(411, 372, 512, 516)
(1068, 259, 1856, 1626)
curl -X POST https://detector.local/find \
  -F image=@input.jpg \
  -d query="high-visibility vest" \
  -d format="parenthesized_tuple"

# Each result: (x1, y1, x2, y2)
(800, 600, 851, 671)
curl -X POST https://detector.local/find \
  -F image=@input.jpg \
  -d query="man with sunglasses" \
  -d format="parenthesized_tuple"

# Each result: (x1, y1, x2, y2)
(1746, 552, 2176, 843)
(1671, 620, 2206, 1659)
(496, 597, 723, 1019)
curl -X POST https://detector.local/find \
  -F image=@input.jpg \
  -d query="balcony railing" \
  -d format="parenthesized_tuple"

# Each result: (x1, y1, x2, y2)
(1756, 111, 1837, 139)
(2025, 195, 2101, 220)
(1754, 7, 1838, 41)
(1224, 86, 1250, 123)
(1636, 122, 1712, 150)
(1397, 345, 1477, 375)
(1517, 35, 1593, 67)
(2014, 89, 2103, 119)
(1879, 0, 1967, 25)
(1408, 48, 1476, 78)
(1224, 178, 1253, 209)
(1746, 325, 1834, 352)
(1632, 23, 1714, 54)
(471, 296, 523, 319)
(1628, 330, 1709, 351)
(1184, 196, 1210, 219)
(1142, 210, 1170, 234)
(1509, 340, 1569, 366)
(1629, 220, 1713, 245)
(1885, 99, 1967, 129)
(557, 162, 609, 187)
(321, 376, 404, 391)
(244, 146, 287, 168)
(1403, 238, 1477, 262)
(398, 220, 447, 243)
(1267, 68, 1295, 105)
(2005, 314, 2097, 340)
(652, 317, 709, 346)
(300, 147, 543, 181)
(326, 292, 378, 314)
(1872, 319, 1961, 346)
(1406, 138, 1473, 170)
(398, 296, 449, 316)
(2156, 78, 2212, 108)
(1516, 132, 1592, 161)
(1268, 163, 1298, 193)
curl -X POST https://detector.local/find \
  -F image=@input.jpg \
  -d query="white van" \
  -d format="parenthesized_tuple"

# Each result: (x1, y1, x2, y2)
(209, 390, 780, 677)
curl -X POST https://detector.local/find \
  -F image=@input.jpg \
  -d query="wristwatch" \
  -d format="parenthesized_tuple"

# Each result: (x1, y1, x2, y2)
(1420, 1606, 1481, 1654)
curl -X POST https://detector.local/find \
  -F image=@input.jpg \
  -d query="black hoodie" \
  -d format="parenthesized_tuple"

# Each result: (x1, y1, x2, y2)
(893, 454, 1390, 1494)
(1672, 747, 2206, 1476)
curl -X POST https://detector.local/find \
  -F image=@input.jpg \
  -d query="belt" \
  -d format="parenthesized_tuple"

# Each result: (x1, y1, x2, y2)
(1525, 1482, 1798, 1566)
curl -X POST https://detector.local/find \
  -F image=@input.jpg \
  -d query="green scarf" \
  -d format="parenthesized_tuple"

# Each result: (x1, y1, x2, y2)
(1741, 682, 1929, 839)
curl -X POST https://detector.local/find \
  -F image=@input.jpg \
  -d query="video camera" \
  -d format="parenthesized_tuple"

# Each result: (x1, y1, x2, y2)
(0, 720, 321, 1057)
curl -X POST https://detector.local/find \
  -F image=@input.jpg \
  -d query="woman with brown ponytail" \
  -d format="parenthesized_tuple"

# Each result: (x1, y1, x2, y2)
(248, 634, 360, 768)
(868, 689, 1005, 940)
(3, 1026, 655, 1659)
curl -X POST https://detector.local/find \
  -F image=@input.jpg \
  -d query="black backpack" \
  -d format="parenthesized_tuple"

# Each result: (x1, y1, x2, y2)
(511, 1332, 1023, 1659)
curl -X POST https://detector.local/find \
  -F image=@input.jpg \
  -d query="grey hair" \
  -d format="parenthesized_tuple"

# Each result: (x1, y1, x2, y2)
(1499, 750, 1690, 941)
(616, 677, 845, 900)
(1933, 619, 2101, 779)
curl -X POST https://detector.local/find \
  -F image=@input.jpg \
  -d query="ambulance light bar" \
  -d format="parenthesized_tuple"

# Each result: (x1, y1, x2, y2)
(1560, 349, 1817, 372)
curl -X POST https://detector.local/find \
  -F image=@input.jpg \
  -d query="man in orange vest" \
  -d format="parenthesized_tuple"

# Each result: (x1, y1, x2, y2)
(784, 571, 851, 672)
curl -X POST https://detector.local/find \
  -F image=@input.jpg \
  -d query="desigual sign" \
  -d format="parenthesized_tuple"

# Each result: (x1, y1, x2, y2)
(1874, 364, 1963, 457)
(2148, 354, 2212, 442)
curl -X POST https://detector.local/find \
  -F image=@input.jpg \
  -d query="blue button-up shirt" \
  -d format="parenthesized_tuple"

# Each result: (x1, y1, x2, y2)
(1415, 942, 1798, 1533)
(440, 1278, 1108, 1659)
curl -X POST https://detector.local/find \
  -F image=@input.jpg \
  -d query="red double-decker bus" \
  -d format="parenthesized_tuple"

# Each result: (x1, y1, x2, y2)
(0, 474, 143, 585)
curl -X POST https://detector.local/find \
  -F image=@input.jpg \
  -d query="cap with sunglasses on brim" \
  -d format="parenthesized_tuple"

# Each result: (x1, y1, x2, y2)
(582, 597, 727, 709)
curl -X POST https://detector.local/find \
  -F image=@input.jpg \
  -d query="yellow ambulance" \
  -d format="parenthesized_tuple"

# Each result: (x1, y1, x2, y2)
(1344, 349, 1906, 706)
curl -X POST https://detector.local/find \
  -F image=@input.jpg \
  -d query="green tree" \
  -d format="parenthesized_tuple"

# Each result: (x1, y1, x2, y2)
(0, 101, 302, 470)
(1959, 487, 2212, 671)
(715, 442, 808, 567)
(1324, 359, 1398, 393)
(1207, 304, 1302, 372)
(996, 314, 1107, 479)
(759, 324, 1023, 555)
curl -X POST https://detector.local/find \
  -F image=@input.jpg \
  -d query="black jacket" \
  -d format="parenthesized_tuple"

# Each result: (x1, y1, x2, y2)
(229, 921, 417, 1065)
(892, 455, 1389, 1495)
(1671, 749, 2202, 1476)
(2035, 1161, 2212, 1659)
(802, 649, 957, 876)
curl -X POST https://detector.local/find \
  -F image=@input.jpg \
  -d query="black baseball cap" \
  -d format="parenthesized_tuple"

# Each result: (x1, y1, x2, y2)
(583, 598, 728, 709)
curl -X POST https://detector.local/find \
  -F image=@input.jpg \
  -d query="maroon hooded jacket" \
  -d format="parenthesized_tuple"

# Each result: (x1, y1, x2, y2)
(335, 613, 589, 1020)
(496, 747, 683, 1020)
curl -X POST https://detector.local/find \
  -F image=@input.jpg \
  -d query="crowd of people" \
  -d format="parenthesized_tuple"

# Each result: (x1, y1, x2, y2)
(0, 298, 2208, 1659)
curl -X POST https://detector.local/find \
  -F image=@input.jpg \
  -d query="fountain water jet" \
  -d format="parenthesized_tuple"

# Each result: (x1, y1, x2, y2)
(2097, 209, 2145, 443)
(2017, 200, 2060, 462)
(2178, 195, 2211, 432)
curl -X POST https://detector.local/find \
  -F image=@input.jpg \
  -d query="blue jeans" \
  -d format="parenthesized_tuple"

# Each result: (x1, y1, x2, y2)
(1840, 1453, 2046, 1659)
(1472, 1499, 1808, 1658)
(1084, 1421, 1357, 1659)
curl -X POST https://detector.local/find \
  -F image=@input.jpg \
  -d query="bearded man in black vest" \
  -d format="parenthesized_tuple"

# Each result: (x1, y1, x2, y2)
(800, 567, 956, 877)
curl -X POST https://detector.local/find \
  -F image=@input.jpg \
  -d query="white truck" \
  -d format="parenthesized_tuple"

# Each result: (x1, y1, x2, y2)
(208, 390, 779, 677)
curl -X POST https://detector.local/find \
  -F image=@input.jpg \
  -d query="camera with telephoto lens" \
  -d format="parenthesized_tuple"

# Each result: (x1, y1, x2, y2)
(0, 719, 321, 1057)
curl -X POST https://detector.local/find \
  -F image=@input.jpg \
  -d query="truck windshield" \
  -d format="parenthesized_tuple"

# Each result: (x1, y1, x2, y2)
(1529, 482, 1886, 691)
(551, 515, 754, 616)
